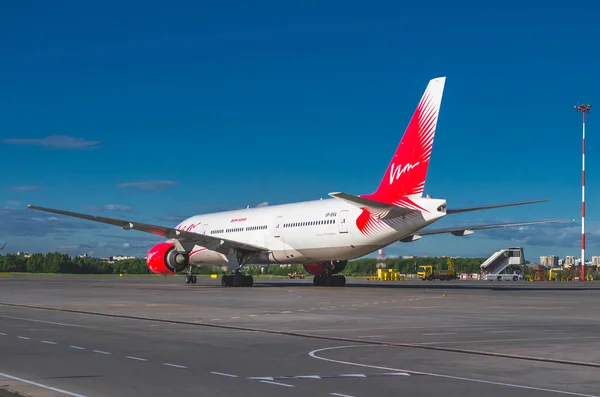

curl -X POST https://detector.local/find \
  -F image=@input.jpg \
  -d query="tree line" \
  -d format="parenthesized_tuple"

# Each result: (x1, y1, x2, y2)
(0, 252, 489, 276)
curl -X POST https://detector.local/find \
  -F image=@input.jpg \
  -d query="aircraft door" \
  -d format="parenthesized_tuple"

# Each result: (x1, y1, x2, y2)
(274, 216, 283, 238)
(338, 210, 349, 233)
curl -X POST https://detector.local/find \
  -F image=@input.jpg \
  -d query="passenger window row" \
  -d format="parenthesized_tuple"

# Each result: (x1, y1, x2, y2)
(246, 225, 267, 231)
(211, 226, 268, 234)
(284, 219, 335, 228)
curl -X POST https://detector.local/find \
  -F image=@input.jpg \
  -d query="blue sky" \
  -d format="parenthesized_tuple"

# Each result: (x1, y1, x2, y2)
(1, 0, 599, 263)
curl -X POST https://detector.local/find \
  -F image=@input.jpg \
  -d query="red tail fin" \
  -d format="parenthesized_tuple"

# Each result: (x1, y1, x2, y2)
(362, 76, 446, 205)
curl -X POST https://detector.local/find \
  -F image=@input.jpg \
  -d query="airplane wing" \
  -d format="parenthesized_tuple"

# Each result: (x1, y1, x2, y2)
(27, 205, 268, 254)
(446, 200, 548, 214)
(0, 242, 6, 250)
(399, 219, 570, 242)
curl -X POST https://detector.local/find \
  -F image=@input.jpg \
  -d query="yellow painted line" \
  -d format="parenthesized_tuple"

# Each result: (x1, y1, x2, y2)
(0, 273, 12, 277)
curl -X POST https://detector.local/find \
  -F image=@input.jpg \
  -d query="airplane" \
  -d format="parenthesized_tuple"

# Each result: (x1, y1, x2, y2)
(27, 76, 567, 287)
(0, 242, 6, 251)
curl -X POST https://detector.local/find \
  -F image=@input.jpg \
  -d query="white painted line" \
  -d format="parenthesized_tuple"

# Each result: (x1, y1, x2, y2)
(309, 345, 600, 397)
(0, 315, 86, 328)
(294, 375, 321, 379)
(0, 371, 88, 397)
(249, 377, 274, 380)
(41, 340, 57, 345)
(259, 380, 294, 388)
(339, 373, 367, 377)
(422, 332, 457, 336)
(17, 336, 30, 340)
(0, 332, 6, 336)
(249, 314, 257, 317)
(331, 393, 355, 397)
(281, 311, 292, 314)
(414, 335, 600, 346)
(69, 345, 85, 350)
(126, 356, 147, 361)
(164, 363, 187, 369)
(211, 318, 220, 321)
(210, 372, 238, 378)
(485, 330, 513, 334)
(93, 350, 111, 355)
(230, 316, 241, 319)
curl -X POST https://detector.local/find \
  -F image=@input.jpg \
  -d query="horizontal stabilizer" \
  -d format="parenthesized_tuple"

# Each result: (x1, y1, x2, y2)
(399, 219, 571, 242)
(447, 200, 549, 215)
(328, 192, 418, 219)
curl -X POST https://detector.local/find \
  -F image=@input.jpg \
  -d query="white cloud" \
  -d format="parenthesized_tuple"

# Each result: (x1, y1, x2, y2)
(2, 135, 100, 149)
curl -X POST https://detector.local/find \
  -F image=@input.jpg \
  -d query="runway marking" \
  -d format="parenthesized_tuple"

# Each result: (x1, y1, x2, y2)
(230, 316, 241, 319)
(17, 336, 30, 340)
(211, 318, 221, 321)
(6, 302, 599, 369)
(331, 393, 355, 397)
(309, 345, 600, 397)
(0, 332, 6, 336)
(248, 372, 410, 381)
(0, 314, 88, 328)
(422, 332, 457, 336)
(69, 345, 85, 350)
(259, 380, 294, 388)
(41, 340, 57, 345)
(0, 371, 88, 397)
(126, 356, 147, 361)
(414, 335, 600, 346)
(93, 350, 111, 355)
(164, 363, 187, 369)
(210, 372, 238, 378)
(485, 330, 513, 334)
(281, 311, 292, 314)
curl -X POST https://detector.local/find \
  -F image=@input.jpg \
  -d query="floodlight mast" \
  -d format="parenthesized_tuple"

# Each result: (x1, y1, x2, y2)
(575, 104, 592, 281)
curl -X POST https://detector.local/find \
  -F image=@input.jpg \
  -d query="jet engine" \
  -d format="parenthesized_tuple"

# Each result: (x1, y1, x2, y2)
(303, 260, 348, 275)
(146, 242, 189, 275)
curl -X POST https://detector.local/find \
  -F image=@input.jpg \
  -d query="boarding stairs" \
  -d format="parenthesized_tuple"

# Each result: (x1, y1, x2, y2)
(480, 247, 524, 275)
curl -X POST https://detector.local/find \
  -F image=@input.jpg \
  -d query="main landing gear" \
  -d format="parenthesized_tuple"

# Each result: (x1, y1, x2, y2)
(221, 270, 254, 287)
(220, 249, 254, 287)
(313, 274, 346, 287)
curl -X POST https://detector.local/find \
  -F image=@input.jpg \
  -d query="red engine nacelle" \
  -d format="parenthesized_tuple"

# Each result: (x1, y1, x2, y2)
(146, 242, 190, 275)
(303, 260, 348, 276)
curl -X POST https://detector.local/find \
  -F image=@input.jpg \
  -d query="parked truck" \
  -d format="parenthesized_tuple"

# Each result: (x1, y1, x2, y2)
(417, 258, 458, 281)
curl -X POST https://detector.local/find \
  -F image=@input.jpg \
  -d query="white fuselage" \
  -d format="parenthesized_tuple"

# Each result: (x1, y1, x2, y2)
(174, 196, 447, 268)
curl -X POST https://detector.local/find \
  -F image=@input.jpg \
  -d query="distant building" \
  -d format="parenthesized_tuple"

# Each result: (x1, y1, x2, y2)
(592, 256, 600, 267)
(101, 255, 137, 263)
(565, 256, 575, 268)
(540, 255, 559, 267)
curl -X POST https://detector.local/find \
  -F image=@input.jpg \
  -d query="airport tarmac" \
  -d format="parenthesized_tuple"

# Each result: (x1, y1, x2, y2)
(1, 274, 600, 397)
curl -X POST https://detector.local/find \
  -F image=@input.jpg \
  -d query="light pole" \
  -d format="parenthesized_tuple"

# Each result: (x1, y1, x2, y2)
(575, 104, 592, 281)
